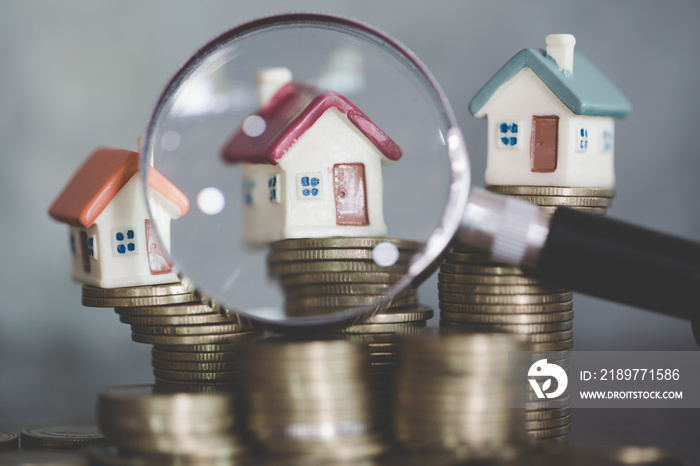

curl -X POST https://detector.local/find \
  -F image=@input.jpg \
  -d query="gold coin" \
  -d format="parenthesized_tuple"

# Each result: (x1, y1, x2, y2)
(443, 251, 492, 264)
(270, 237, 422, 251)
(283, 283, 395, 297)
(153, 340, 253, 353)
(286, 294, 416, 309)
(82, 294, 195, 308)
(115, 302, 214, 316)
(0, 431, 18, 451)
(487, 186, 615, 198)
(526, 424, 571, 439)
(439, 301, 573, 314)
(525, 395, 572, 410)
(151, 359, 238, 372)
(20, 421, 104, 449)
(437, 282, 568, 295)
(362, 307, 434, 324)
(119, 312, 232, 326)
(440, 263, 526, 275)
(81, 283, 191, 298)
(337, 322, 427, 335)
(436, 310, 573, 324)
(524, 408, 571, 421)
(524, 414, 571, 430)
(438, 320, 574, 337)
(439, 291, 573, 305)
(510, 195, 612, 207)
(530, 339, 574, 351)
(280, 272, 405, 286)
(132, 332, 255, 345)
(151, 349, 236, 362)
(437, 273, 542, 286)
(269, 261, 409, 276)
(152, 368, 237, 382)
(130, 323, 249, 336)
(268, 248, 415, 263)
(438, 315, 573, 331)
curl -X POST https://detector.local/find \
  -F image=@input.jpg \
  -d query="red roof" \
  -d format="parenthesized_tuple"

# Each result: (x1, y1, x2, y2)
(49, 147, 189, 228)
(221, 83, 402, 165)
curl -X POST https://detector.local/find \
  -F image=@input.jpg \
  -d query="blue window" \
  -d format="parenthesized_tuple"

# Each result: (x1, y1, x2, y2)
(112, 228, 137, 256)
(242, 178, 255, 205)
(497, 121, 520, 148)
(602, 130, 613, 152)
(297, 173, 322, 199)
(268, 174, 281, 203)
(576, 126, 589, 152)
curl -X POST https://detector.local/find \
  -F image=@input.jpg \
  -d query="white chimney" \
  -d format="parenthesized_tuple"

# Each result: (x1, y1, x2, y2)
(255, 67, 292, 107)
(545, 34, 576, 74)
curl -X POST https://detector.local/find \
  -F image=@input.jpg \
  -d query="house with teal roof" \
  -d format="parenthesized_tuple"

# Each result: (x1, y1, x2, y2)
(469, 34, 631, 188)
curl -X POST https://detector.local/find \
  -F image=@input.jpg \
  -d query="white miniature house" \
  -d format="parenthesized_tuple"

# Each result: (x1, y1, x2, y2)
(49, 147, 189, 288)
(221, 68, 402, 246)
(469, 34, 632, 188)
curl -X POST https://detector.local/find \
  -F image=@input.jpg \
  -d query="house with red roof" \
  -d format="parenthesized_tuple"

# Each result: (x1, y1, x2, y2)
(49, 147, 189, 288)
(221, 68, 402, 245)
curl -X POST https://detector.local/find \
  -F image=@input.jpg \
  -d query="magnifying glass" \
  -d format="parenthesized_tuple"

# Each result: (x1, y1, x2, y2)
(141, 13, 700, 331)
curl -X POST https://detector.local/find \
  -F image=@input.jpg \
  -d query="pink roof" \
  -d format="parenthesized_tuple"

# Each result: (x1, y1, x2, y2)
(221, 83, 402, 165)
(49, 147, 189, 228)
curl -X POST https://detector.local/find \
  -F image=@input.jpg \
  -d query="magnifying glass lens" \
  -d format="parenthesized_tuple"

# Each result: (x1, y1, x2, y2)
(142, 16, 462, 327)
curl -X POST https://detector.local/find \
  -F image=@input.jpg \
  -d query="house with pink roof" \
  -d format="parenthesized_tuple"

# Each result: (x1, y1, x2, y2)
(221, 68, 402, 245)
(49, 147, 189, 288)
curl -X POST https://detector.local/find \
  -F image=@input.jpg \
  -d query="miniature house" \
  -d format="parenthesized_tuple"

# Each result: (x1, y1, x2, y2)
(469, 34, 632, 188)
(221, 68, 402, 245)
(49, 147, 189, 288)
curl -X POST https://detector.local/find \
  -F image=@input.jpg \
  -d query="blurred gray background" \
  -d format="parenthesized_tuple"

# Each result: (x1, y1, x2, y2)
(1, 0, 699, 461)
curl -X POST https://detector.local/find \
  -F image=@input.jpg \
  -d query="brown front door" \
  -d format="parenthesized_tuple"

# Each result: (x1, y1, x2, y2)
(531, 116, 559, 173)
(145, 220, 172, 275)
(333, 163, 369, 226)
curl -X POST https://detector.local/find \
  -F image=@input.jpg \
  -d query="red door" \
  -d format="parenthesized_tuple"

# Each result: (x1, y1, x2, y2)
(333, 163, 369, 226)
(531, 116, 559, 173)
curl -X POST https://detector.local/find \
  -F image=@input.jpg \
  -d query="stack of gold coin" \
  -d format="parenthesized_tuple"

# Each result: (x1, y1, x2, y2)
(267, 237, 424, 318)
(393, 332, 527, 460)
(93, 385, 247, 464)
(20, 421, 104, 450)
(118, 302, 257, 392)
(239, 338, 387, 462)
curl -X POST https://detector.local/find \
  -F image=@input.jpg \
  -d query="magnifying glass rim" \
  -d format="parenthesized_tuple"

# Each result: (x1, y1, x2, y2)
(140, 12, 471, 328)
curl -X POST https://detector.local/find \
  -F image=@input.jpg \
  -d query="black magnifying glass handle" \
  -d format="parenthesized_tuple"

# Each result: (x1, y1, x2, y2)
(538, 207, 700, 320)
(457, 188, 700, 320)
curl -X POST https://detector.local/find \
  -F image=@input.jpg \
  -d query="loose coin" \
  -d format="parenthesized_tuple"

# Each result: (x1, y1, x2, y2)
(115, 303, 214, 317)
(270, 237, 422, 251)
(132, 332, 256, 345)
(81, 283, 191, 298)
(130, 323, 249, 336)
(338, 322, 427, 335)
(20, 421, 104, 449)
(487, 186, 615, 198)
(119, 313, 232, 326)
(0, 431, 18, 451)
(363, 307, 434, 324)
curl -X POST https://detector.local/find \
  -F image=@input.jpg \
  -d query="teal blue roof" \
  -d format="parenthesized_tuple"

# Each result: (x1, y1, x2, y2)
(469, 48, 632, 118)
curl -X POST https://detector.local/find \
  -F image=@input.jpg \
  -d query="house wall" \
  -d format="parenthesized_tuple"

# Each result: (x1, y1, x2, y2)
(278, 108, 389, 239)
(477, 68, 616, 188)
(70, 175, 182, 288)
(241, 164, 285, 246)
